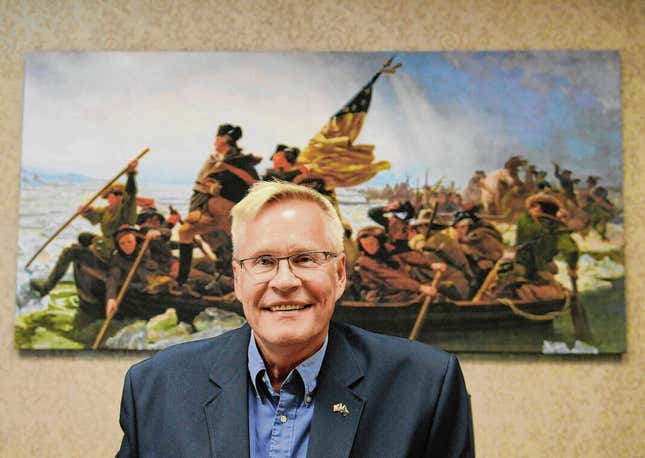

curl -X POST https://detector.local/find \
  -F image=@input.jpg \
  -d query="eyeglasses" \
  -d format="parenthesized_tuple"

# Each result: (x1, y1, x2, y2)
(110, 191, 124, 196)
(235, 251, 338, 279)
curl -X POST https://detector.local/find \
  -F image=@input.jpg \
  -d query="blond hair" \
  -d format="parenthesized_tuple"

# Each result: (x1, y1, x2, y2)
(231, 180, 344, 256)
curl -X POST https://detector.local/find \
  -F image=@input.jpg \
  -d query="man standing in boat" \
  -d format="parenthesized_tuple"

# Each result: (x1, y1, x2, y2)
(177, 124, 261, 288)
(452, 207, 505, 288)
(136, 207, 179, 279)
(553, 161, 580, 206)
(30, 160, 139, 297)
(582, 176, 617, 240)
(501, 194, 579, 301)
(262, 144, 309, 183)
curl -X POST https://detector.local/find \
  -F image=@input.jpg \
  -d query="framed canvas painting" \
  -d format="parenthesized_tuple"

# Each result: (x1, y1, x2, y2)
(15, 51, 624, 353)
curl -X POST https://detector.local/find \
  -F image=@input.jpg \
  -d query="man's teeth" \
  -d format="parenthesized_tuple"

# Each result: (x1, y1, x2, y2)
(270, 304, 307, 312)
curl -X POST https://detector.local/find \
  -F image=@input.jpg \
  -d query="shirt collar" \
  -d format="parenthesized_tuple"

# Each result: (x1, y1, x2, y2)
(247, 330, 328, 399)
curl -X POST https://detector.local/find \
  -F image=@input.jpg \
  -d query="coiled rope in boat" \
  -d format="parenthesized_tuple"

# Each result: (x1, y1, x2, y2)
(496, 291, 571, 321)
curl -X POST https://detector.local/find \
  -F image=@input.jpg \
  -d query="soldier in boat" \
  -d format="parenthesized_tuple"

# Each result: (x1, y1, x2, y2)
(136, 207, 180, 279)
(553, 161, 580, 206)
(30, 160, 139, 297)
(355, 226, 468, 302)
(451, 207, 504, 288)
(262, 144, 309, 183)
(582, 176, 617, 240)
(407, 212, 473, 299)
(367, 200, 416, 255)
(496, 194, 579, 301)
(407, 208, 447, 252)
(104, 225, 199, 319)
(177, 124, 261, 288)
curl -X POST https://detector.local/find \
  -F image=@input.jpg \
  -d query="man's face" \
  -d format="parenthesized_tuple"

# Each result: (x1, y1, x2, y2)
(359, 235, 380, 255)
(528, 203, 542, 218)
(454, 221, 470, 241)
(214, 135, 229, 153)
(233, 199, 346, 355)
(409, 224, 427, 239)
(272, 151, 291, 171)
(107, 191, 123, 208)
(118, 233, 137, 255)
(388, 217, 408, 241)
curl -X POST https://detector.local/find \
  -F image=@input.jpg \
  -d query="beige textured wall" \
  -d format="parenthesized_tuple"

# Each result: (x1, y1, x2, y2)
(1, 1, 643, 456)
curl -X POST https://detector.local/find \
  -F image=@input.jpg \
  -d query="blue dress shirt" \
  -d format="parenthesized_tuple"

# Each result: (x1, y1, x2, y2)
(247, 332, 328, 458)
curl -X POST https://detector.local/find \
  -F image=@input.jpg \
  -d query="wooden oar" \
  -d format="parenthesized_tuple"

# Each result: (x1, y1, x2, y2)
(569, 273, 592, 341)
(409, 271, 443, 340)
(92, 238, 150, 350)
(472, 258, 504, 303)
(25, 147, 151, 269)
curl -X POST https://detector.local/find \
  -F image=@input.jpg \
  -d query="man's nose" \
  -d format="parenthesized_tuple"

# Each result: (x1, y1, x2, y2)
(268, 259, 301, 291)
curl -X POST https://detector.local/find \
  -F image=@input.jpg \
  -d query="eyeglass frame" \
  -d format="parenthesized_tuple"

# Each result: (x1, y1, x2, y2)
(234, 250, 339, 278)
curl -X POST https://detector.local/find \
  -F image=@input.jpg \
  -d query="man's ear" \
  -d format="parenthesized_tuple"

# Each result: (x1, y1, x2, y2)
(334, 253, 347, 301)
(232, 261, 241, 300)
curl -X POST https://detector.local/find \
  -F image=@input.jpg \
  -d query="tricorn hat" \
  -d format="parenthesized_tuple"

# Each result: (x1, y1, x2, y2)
(216, 124, 242, 142)
(270, 145, 301, 164)
(452, 208, 481, 227)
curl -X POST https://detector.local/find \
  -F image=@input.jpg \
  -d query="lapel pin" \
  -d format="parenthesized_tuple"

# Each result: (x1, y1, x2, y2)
(332, 402, 350, 416)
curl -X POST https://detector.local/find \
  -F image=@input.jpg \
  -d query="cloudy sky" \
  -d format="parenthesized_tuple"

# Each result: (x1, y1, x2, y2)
(22, 51, 622, 188)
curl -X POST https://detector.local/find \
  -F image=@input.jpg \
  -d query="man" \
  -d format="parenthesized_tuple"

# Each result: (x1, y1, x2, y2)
(177, 124, 260, 284)
(104, 225, 176, 319)
(262, 144, 309, 182)
(30, 160, 138, 297)
(452, 208, 504, 288)
(117, 181, 473, 457)
(498, 193, 579, 301)
(367, 199, 416, 255)
(553, 161, 580, 205)
(136, 207, 179, 278)
(582, 176, 617, 240)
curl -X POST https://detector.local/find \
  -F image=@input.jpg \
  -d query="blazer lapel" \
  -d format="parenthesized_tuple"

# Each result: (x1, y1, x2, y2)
(203, 325, 251, 458)
(307, 325, 365, 458)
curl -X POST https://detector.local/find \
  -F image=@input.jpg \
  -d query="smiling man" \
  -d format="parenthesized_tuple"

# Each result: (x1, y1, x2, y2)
(117, 181, 473, 458)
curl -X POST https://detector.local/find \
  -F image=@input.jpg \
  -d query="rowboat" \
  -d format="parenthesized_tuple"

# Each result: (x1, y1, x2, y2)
(69, 260, 568, 338)
(71, 260, 230, 323)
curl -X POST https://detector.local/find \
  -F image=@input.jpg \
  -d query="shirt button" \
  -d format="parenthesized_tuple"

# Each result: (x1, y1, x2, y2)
(280, 415, 288, 424)
(306, 395, 312, 404)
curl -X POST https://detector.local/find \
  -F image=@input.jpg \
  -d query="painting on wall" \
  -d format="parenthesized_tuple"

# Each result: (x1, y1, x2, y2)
(15, 51, 624, 353)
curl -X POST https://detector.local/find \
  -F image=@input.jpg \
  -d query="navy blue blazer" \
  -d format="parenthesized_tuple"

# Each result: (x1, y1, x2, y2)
(117, 322, 473, 457)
